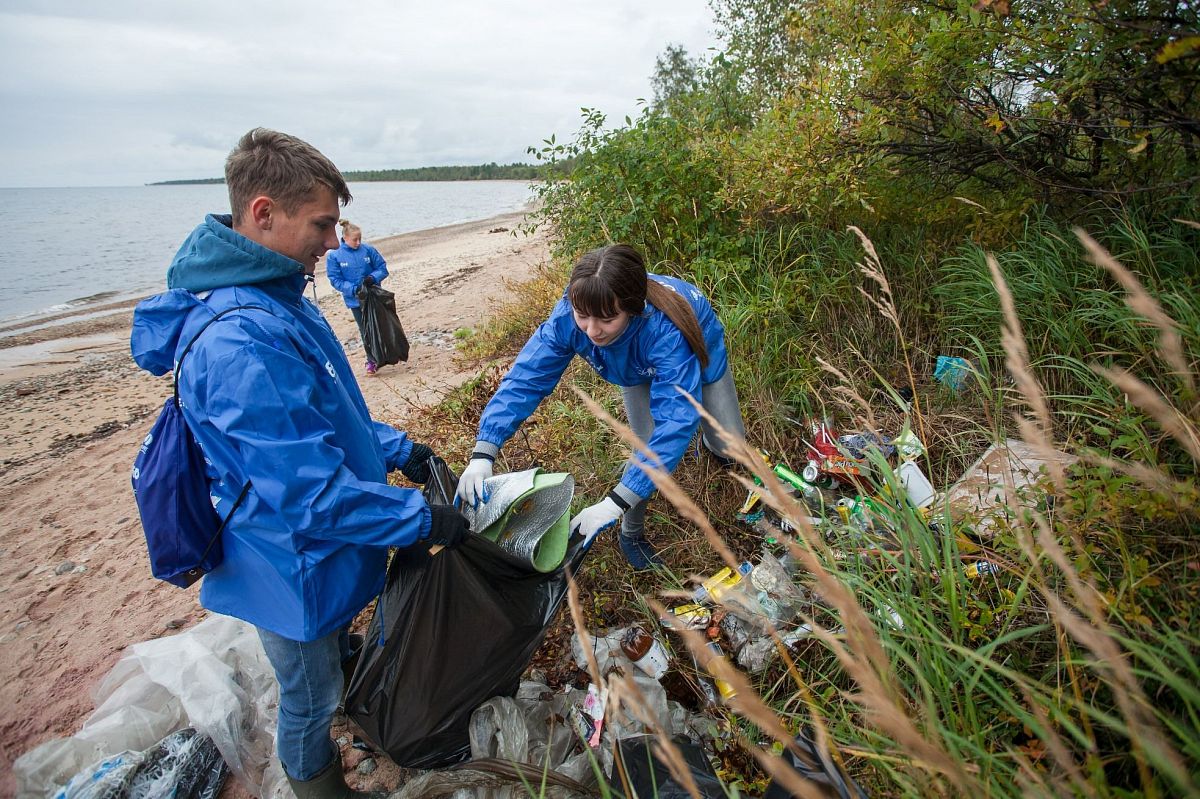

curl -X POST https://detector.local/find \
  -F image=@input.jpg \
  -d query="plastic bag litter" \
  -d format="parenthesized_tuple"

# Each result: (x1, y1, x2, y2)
(390, 680, 705, 799)
(933, 355, 972, 390)
(762, 729, 869, 799)
(55, 727, 227, 799)
(346, 459, 590, 769)
(356, 282, 409, 366)
(615, 734, 726, 799)
(14, 615, 283, 799)
(569, 628, 697, 741)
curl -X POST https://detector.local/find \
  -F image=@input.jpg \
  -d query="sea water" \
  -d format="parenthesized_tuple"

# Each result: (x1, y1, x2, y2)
(0, 181, 534, 324)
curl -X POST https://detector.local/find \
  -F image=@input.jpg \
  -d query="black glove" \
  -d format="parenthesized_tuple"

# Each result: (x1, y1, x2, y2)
(362, 275, 375, 286)
(426, 504, 471, 548)
(400, 443, 435, 484)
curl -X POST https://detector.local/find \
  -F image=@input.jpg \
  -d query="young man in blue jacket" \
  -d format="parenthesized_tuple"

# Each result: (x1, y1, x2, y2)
(130, 128, 470, 799)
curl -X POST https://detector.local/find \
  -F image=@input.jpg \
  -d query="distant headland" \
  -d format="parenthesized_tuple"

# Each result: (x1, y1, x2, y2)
(149, 162, 546, 186)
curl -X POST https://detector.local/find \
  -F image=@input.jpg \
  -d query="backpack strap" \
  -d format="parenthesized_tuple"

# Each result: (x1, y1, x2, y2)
(173, 305, 270, 404)
(172, 304, 269, 542)
(191, 479, 253, 576)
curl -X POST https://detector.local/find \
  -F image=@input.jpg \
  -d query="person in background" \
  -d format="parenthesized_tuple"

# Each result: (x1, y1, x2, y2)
(327, 219, 389, 375)
(130, 128, 470, 799)
(454, 243, 746, 570)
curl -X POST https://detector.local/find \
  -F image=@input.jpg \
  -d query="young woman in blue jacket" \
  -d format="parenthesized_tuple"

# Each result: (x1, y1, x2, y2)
(326, 219, 389, 375)
(455, 243, 747, 569)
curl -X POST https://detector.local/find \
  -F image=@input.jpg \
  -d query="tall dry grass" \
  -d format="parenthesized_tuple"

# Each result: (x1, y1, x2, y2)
(560, 232, 1199, 798)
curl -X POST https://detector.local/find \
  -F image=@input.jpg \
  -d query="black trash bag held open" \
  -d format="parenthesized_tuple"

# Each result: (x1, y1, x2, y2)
(356, 282, 409, 365)
(345, 458, 587, 769)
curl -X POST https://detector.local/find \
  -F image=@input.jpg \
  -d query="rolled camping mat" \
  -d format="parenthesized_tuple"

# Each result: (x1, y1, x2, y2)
(463, 470, 574, 572)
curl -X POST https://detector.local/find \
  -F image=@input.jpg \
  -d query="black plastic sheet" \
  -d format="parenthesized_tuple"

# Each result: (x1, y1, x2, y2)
(345, 458, 586, 769)
(615, 735, 725, 799)
(356, 282, 410, 365)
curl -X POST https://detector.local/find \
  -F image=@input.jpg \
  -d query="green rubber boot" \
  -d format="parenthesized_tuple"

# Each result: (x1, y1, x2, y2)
(285, 755, 386, 799)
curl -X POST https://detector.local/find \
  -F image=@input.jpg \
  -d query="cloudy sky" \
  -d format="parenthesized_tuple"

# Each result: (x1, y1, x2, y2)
(0, 1, 718, 188)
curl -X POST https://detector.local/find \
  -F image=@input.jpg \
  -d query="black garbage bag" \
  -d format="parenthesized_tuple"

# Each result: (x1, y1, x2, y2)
(356, 282, 409, 365)
(345, 458, 587, 769)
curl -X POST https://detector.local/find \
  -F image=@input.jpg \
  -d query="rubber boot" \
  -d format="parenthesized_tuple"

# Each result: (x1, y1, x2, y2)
(285, 756, 386, 799)
(619, 531, 664, 571)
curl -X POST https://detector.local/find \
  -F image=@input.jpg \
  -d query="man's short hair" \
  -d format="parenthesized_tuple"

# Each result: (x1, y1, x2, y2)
(225, 128, 352, 224)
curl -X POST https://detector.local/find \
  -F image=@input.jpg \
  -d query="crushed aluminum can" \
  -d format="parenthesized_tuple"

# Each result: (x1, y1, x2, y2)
(660, 603, 712, 631)
(964, 560, 999, 579)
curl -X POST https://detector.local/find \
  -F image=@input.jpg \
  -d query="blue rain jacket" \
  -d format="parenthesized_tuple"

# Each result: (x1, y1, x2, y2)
(478, 274, 729, 499)
(326, 240, 388, 309)
(131, 214, 431, 641)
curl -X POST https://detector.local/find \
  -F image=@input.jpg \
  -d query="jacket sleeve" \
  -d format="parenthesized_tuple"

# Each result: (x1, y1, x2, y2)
(477, 302, 576, 449)
(325, 250, 356, 299)
(618, 326, 703, 499)
(373, 420, 414, 473)
(197, 337, 431, 548)
(367, 244, 389, 285)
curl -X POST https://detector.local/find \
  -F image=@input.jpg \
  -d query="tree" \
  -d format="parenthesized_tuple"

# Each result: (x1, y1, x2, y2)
(651, 44, 701, 111)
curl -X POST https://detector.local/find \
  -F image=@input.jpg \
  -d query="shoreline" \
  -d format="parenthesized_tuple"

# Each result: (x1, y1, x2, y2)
(0, 200, 537, 335)
(0, 208, 536, 386)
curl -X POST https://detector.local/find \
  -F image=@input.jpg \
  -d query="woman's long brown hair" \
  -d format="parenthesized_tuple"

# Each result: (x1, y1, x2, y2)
(567, 244, 709, 369)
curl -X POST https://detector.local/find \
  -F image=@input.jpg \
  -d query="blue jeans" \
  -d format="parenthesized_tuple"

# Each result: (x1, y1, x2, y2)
(256, 626, 353, 781)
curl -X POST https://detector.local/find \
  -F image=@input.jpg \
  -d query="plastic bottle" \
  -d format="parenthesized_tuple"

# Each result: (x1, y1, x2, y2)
(702, 642, 738, 701)
(897, 460, 935, 508)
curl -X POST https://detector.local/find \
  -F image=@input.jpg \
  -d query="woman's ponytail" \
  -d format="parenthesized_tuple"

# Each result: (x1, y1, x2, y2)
(646, 279, 709, 370)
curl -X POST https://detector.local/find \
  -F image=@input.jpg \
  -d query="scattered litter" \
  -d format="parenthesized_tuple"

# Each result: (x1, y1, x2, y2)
(700, 642, 738, 703)
(934, 355, 973, 391)
(897, 460, 936, 508)
(616, 734, 726, 799)
(942, 438, 1078, 538)
(893, 427, 926, 460)
(762, 729, 869, 799)
(838, 431, 896, 460)
(964, 560, 999, 579)
(692, 561, 752, 604)
(620, 627, 671, 679)
(659, 603, 711, 632)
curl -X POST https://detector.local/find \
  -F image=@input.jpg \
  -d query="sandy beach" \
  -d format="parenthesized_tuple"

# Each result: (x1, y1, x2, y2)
(0, 211, 550, 794)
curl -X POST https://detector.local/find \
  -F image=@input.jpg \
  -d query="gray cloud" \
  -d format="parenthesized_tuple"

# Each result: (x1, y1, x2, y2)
(0, 1, 716, 186)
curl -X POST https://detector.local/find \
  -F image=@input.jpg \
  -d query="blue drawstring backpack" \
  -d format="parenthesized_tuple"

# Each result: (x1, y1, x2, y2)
(131, 307, 258, 588)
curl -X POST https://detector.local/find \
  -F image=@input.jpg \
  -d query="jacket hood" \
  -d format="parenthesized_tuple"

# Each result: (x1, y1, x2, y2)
(131, 214, 307, 376)
(166, 214, 304, 292)
(129, 289, 207, 376)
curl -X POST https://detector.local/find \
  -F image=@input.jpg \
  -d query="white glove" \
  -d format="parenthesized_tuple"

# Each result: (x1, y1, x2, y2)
(570, 496, 624, 542)
(455, 457, 494, 509)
